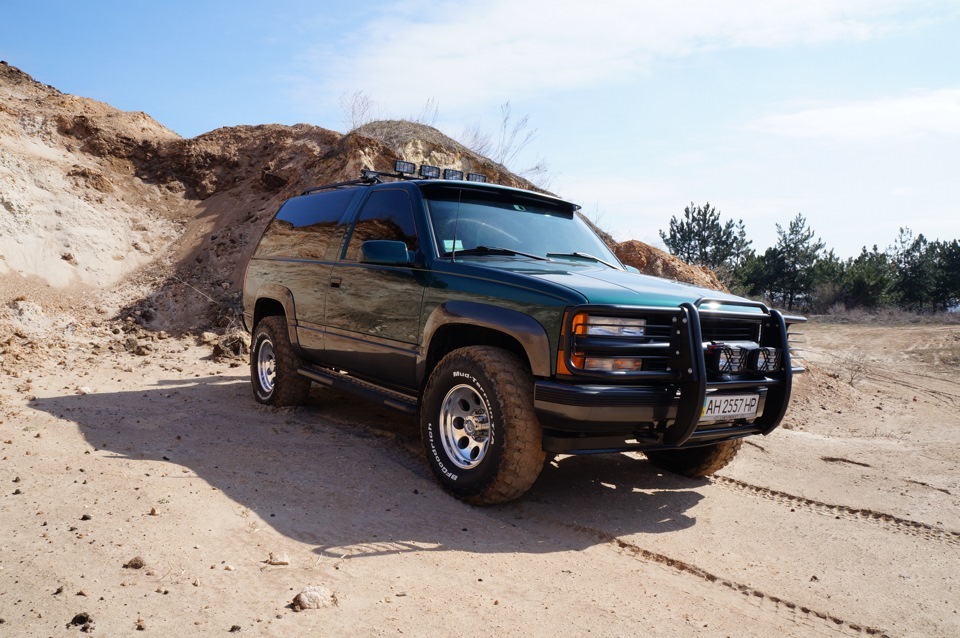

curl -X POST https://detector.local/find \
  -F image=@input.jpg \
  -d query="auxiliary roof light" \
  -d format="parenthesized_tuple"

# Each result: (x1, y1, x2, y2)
(442, 168, 464, 181)
(419, 164, 441, 179)
(466, 173, 488, 183)
(394, 160, 416, 175)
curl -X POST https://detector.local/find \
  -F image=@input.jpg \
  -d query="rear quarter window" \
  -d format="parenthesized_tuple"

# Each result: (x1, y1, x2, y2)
(255, 189, 360, 260)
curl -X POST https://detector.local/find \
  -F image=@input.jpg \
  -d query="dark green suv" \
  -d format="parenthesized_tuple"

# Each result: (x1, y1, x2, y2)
(242, 162, 804, 504)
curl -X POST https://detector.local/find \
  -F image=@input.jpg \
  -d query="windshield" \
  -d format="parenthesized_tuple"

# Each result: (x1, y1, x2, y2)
(423, 187, 622, 266)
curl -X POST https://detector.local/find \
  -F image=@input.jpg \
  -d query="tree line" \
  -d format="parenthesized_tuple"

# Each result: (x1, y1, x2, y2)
(660, 203, 960, 313)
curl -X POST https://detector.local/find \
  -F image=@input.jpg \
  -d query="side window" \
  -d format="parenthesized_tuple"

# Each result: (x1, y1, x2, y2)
(256, 189, 358, 260)
(343, 190, 419, 261)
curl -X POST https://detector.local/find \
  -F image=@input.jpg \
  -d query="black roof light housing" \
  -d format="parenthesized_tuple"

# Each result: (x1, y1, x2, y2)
(300, 161, 491, 194)
(419, 164, 441, 179)
(394, 160, 417, 175)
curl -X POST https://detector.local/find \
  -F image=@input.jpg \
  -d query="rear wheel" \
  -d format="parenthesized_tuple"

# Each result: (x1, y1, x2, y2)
(250, 316, 310, 406)
(420, 346, 545, 505)
(644, 439, 743, 477)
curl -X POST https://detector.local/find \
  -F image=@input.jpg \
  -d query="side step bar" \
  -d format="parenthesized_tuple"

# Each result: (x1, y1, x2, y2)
(297, 366, 418, 414)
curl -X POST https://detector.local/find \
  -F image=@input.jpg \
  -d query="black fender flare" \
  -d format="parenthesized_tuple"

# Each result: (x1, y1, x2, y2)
(418, 301, 553, 382)
(252, 284, 302, 353)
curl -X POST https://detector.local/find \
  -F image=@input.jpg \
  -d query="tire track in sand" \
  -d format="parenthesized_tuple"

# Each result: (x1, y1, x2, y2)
(517, 510, 892, 637)
(712, 475, 960, 546)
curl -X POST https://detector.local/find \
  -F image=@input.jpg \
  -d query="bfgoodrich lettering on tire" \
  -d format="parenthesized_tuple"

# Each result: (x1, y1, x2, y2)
(250, 315, 310, 406)
(420, 346, 545, 505)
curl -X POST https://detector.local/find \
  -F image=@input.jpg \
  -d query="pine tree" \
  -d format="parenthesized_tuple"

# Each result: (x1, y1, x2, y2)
(842, 246, 895, 309)
(774, 214, 824, 311)
(660, 203, 752, 275)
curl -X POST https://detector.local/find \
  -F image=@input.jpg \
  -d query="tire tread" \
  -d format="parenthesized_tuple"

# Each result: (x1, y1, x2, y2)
(645, 439, 742, 478)
(251, 315, 310, 406)
(421, 346, 545, 505)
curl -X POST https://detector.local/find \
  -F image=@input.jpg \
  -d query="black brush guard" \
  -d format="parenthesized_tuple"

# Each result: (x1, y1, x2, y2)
(535, 299, 803, 454)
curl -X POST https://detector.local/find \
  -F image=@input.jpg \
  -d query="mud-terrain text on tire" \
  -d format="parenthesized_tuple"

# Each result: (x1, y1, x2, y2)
(420, 346, 546, 505)
(250, 315, 310, 406)
(644, 439, 742, 478)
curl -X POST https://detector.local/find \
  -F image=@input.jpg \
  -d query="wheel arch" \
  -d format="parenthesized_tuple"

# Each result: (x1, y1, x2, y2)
(419, 301, 553, 388)
(251, 284, 301, 353)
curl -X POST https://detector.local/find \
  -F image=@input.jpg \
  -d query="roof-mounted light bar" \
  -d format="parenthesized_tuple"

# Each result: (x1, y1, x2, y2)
(304, 163, 494, 194)
(419, 164, 441, 179)
(394, 160, 416, 175)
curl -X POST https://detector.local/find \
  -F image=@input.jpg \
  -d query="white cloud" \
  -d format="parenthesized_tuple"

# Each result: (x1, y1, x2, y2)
(749, 89, 960, 141)
(297, 0, 956, 114)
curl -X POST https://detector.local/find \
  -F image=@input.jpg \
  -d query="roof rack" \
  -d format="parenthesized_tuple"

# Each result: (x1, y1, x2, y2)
(300, 161, 488, 196)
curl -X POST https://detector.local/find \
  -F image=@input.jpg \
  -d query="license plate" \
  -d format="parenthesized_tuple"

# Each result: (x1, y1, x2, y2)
(700, 394, 759, 422)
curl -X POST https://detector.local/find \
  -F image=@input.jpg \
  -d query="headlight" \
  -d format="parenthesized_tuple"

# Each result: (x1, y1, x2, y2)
(573, 315, 646, 337)
(562, 312, 649, 375)
(583, 357, 644, 372)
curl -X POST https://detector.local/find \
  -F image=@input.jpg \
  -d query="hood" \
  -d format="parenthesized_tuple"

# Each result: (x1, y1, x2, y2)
(464, 258, 757, 311)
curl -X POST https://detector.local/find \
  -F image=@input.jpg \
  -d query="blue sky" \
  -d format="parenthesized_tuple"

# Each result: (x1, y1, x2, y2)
(3, 0, 959, 257)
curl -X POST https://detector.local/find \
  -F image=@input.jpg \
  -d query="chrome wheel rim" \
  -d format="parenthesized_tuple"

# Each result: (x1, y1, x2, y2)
(257, 337, 277, 395)
(439, 384, 492, 469)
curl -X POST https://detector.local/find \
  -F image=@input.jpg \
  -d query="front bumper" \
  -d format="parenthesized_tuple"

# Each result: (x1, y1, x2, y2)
(534, 301, 801, 454)
(535, 381, 771, 453)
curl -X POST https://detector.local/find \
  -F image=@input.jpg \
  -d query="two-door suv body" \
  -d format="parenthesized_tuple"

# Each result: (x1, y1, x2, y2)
(242, 163, 804, 504)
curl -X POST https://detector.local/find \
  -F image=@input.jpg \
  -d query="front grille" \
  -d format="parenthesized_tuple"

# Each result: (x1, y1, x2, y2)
(701, 317, 760, 342)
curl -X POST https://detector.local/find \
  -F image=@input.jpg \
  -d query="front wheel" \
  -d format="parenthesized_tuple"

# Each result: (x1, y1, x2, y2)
(420, 347, 545, 505)
(250, 316, 310, 406)
(644, 439, 743, 477)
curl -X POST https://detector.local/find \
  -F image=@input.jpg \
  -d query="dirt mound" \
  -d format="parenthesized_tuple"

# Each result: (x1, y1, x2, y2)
(1, 61, 725, 333)
(0, 61, 182, 308)
(613, 240, 727, 291)
(354, 120, 541, 191)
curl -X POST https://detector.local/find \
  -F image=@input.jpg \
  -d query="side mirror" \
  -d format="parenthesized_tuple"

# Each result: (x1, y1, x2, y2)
(625, 265, 640, 274)
(360, 240, 413, 265)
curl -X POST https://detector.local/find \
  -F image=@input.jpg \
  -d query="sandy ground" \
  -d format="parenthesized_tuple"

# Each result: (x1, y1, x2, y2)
(1, 317, 957, 637)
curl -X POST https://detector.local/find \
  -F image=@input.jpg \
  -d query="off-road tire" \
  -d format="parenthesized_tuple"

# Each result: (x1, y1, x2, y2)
(420, 346, 545, 505)
(644, 439, 743, 478)
(250, 315, 310, 406)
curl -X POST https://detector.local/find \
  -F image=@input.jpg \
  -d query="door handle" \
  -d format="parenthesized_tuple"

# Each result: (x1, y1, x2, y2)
(330, 277, 342, 288)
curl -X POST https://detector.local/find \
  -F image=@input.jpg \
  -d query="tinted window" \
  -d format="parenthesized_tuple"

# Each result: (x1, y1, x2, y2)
(255, 189, 359, 259)
(343, 190, 418, 261)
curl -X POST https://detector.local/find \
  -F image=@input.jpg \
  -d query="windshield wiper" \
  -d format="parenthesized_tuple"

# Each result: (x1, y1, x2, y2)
(546, 251, 620, 269)
(450, 246, 551, 261)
